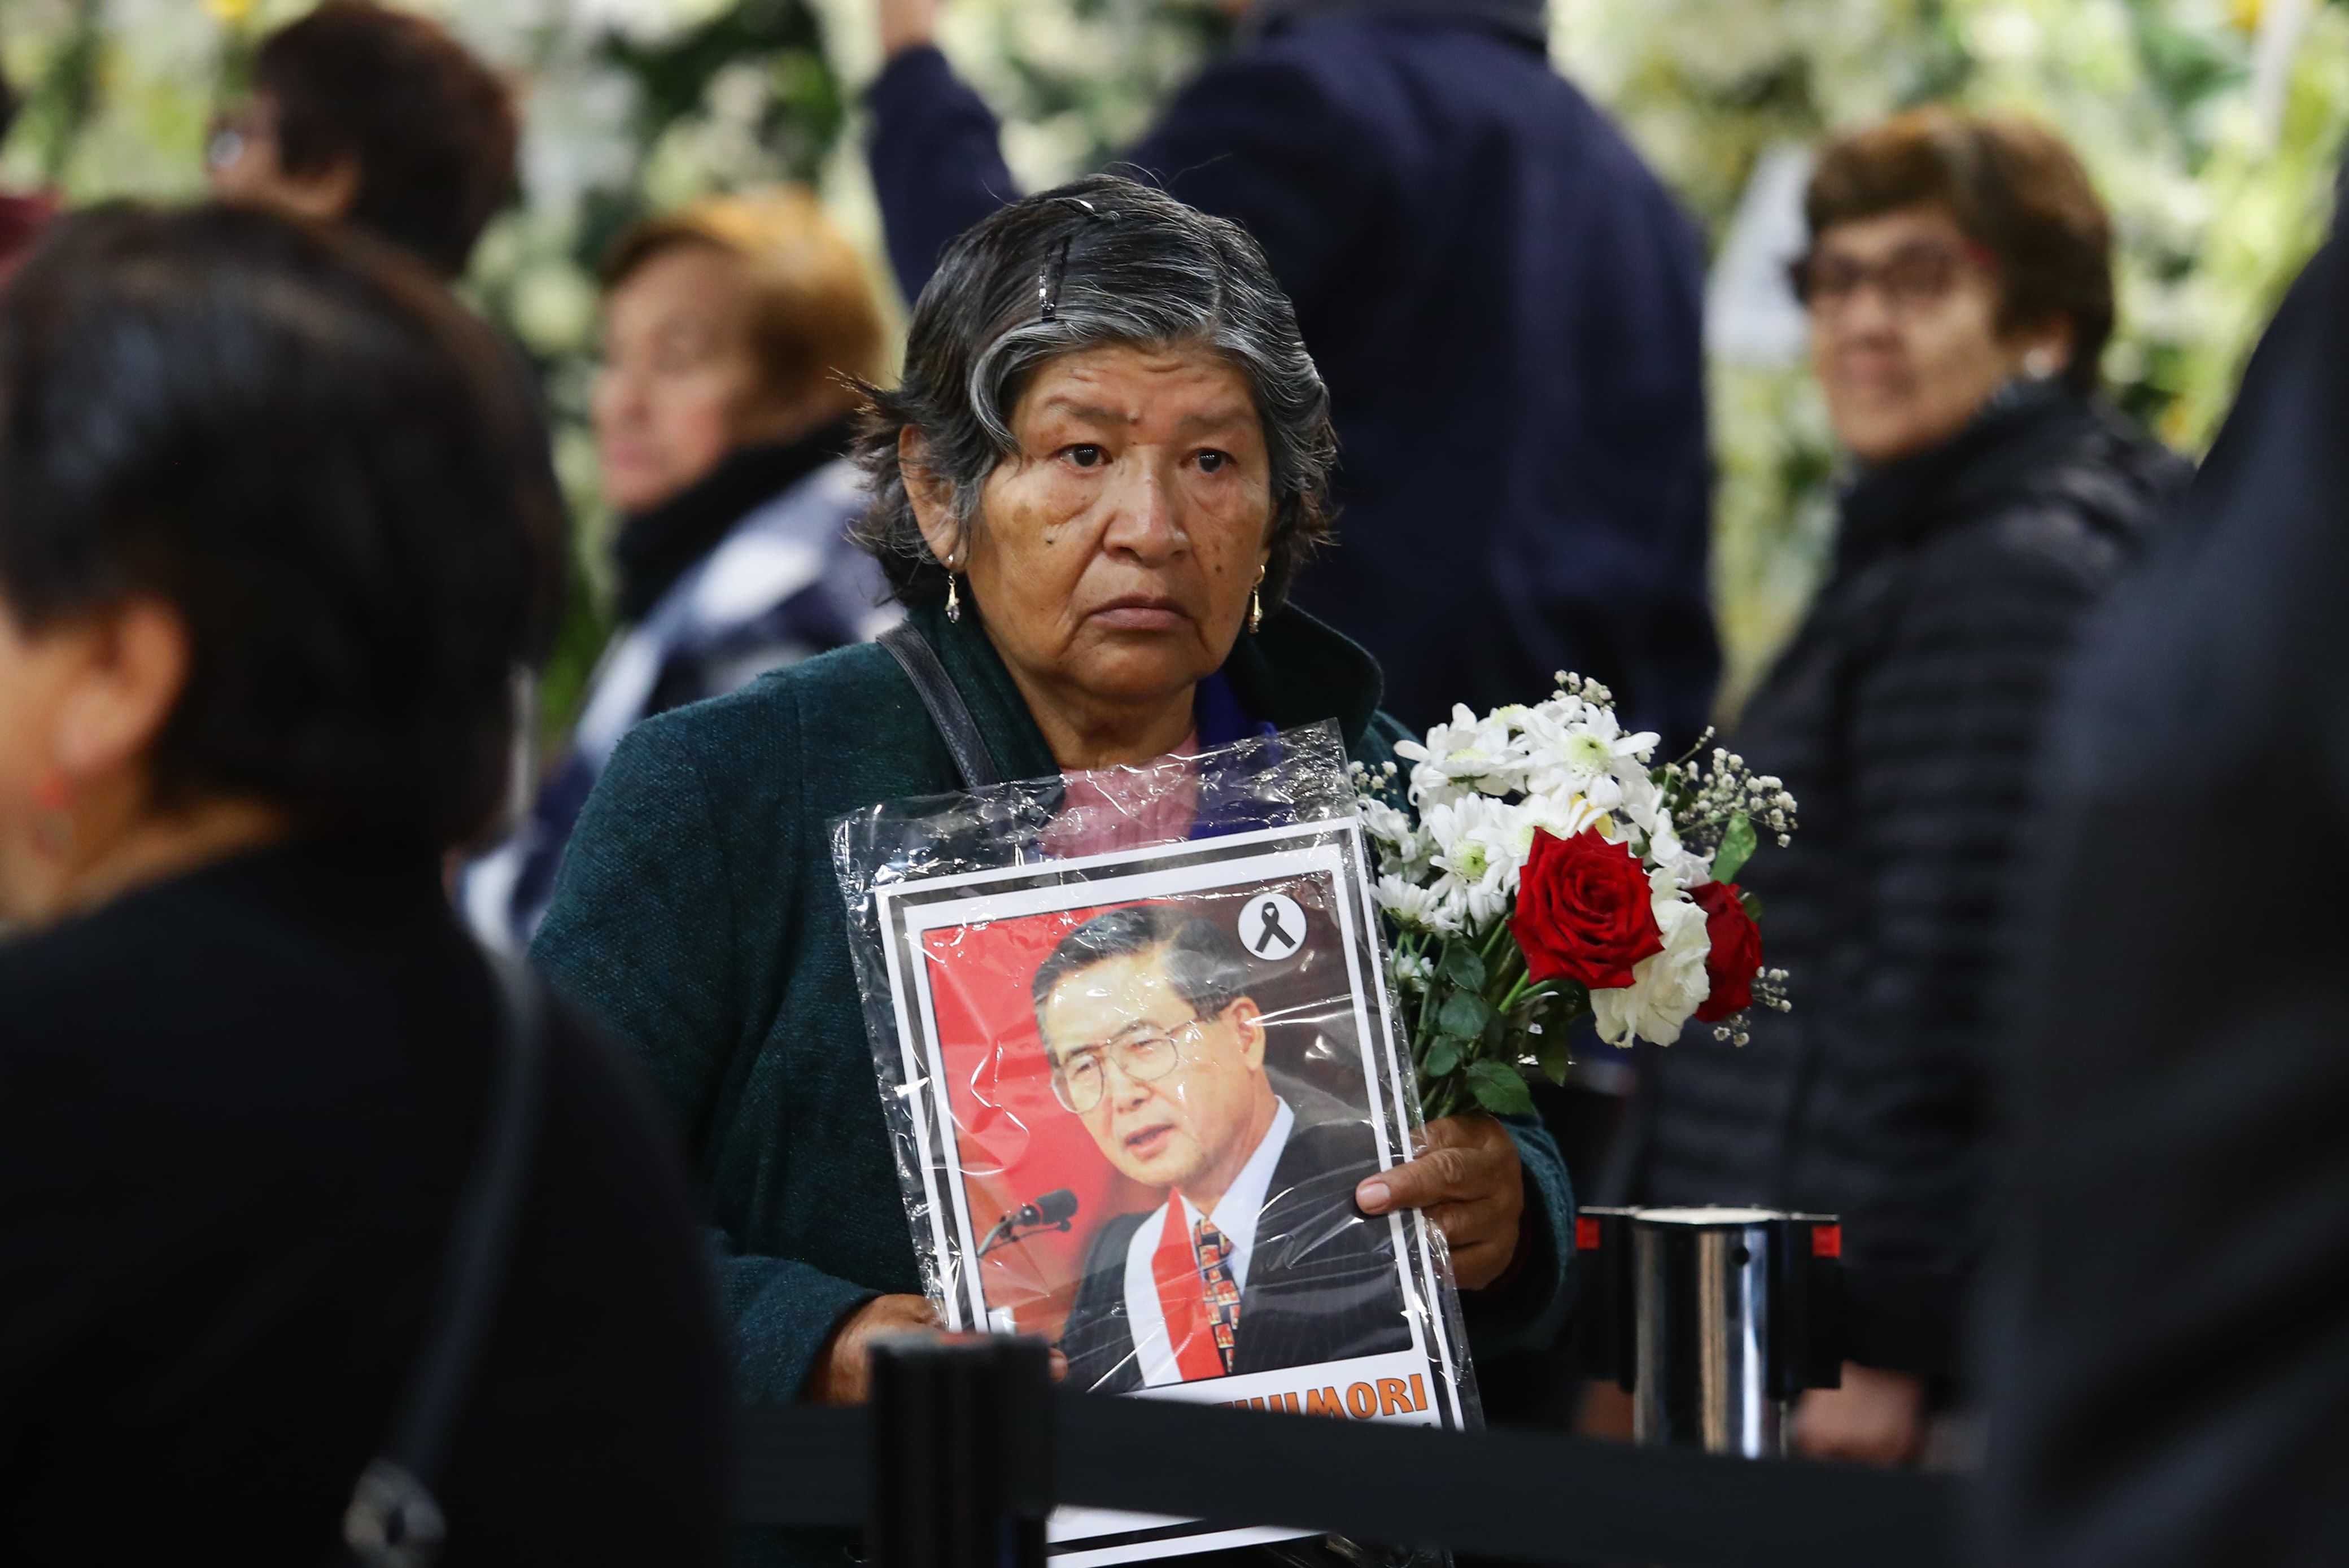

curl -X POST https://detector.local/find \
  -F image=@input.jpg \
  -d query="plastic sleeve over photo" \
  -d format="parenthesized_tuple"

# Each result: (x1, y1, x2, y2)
(831, 722, 1477, 1567)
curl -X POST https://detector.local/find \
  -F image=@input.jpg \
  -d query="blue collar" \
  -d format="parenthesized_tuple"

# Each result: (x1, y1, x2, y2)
(1197, 669, 1276, 749)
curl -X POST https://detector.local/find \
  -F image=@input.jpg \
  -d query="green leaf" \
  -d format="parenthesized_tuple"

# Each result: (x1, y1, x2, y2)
(1465, 1059, 1536, 1116)
(1739, 889, 1765, 923)
(1424, 1036, 1461, 1078)
(1438, 990, 1495, 1041)
(1438, 943, 1487, 992)
(1714, 811, 1758, 885)
(1535, 1029, 1573, 1086)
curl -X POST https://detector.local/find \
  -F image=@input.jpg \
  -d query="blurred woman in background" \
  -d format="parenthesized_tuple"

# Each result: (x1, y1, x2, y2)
(0, 204, 727, 1563)
(204, 0, 516, 281)
(465, 188, 898, 944)
(1626, 110, 2189, 1465)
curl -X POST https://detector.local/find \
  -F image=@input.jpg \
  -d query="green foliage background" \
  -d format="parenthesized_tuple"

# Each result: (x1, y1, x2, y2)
(4, 0, 2342, 724)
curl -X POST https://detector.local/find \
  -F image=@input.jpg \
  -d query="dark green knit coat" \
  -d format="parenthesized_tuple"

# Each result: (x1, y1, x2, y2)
(534, 601, 1573, 1557)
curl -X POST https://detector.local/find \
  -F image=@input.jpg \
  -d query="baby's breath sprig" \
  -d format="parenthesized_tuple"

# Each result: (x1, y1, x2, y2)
(1707, 966, 1793, 1046)
(1667, 744, 1800, 868)
(1553, 669, 1614, 707)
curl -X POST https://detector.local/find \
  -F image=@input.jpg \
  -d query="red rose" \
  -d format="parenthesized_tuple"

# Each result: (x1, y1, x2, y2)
(1511, 828, 1663, 990)
(1691, 881, 1763, 1021)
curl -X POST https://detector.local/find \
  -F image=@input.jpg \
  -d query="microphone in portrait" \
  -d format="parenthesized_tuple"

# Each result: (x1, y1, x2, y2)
(980, 1189, 1079, 1256)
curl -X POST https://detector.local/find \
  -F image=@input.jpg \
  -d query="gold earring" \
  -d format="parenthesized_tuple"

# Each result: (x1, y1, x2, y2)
(1248, 567, 1265, 634)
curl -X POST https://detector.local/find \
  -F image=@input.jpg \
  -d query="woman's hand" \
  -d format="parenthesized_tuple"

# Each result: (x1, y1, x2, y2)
(806, 1294, 941, 1404)
(1792, 1363, 1928, 1466)
(806, 1294, 1072, 1403)
(1355, 1113, 1526, 1290)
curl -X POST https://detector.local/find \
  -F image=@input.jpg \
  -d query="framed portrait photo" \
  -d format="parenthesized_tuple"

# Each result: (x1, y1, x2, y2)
(864, 819, 1473, 1565)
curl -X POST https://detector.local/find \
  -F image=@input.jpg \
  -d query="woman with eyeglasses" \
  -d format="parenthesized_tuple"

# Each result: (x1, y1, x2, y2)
(1625, 110, 2188, 1466)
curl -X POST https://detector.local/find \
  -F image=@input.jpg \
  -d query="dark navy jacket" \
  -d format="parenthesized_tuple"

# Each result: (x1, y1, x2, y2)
(867, 4, 1718, 744)
(1633, 390, 2186, 1378)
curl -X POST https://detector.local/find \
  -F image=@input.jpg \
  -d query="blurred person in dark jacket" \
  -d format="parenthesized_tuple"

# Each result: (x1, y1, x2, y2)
(462, 190, 898, 945)
(0, 204, 727, 1564)
(204, 0, 514, 279)
(1626, 111, 2188, 1465)
(863, 0, 1717, 746)
(1982, 220, 2349, 1566)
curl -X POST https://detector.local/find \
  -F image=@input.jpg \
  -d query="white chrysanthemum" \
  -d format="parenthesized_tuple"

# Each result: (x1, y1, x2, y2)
(1522, 702, 1659, 802)
(1643, 816, 1714, 890)
(1397, 704, 1531, 806)
(1590, 868, 1712, 1047)
(1376, 874, 1446, 933)
(1359, 796, 1412, 844)
(1475, 790, 1612, 890)
(1612, 762, 1670, 840)
(1421, 794, 1516, 931)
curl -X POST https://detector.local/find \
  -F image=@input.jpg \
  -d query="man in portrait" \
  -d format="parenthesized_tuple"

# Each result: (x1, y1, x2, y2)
(1034, 903, 1412, 1392)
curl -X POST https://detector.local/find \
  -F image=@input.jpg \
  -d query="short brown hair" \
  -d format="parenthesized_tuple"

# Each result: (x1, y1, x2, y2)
(256, 1, 518, 278)
(1805, 109, 2113, 394)
(601, 189, 888, 401)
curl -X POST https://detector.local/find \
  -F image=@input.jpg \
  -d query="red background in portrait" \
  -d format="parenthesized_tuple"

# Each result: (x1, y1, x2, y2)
(920, 905, 1161, 1340)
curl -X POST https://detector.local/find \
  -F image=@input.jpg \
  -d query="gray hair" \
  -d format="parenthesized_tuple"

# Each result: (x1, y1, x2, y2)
(850, 174, 1336, 609)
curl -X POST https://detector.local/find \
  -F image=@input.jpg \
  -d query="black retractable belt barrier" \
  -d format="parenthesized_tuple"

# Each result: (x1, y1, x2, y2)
(737, 1340, 1966, 1568)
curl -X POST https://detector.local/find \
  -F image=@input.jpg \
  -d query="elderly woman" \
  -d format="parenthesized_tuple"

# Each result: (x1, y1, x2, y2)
(466, 189, 897, 944)
(1628, 112, 2189, 1464)
(0, 205, 727, 1562)
(532, 174, 1573, 1484)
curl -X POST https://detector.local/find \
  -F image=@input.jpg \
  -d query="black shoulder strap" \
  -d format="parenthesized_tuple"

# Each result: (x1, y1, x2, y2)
(880, 619, 1001, 790)
(340, 949, 547, 1568)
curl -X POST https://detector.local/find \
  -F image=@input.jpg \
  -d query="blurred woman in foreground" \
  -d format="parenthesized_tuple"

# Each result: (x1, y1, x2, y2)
(1628, 111, 2188, 1464)
(465, 189, 897, 944)
(0, 205, 728, 1563)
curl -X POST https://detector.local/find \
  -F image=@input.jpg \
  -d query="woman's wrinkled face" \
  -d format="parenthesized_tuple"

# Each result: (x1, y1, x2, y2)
(956, 342, 1273, 717)
(592, 243, 794, 516)
(1804, 204, 2058, 465)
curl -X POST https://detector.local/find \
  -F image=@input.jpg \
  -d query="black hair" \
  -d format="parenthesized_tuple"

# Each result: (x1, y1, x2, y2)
(1030, 903, 1252, 1047)
(853, 173, 1336, 610)
(0, 202, 564, 849)
(255, 1, 518, 278)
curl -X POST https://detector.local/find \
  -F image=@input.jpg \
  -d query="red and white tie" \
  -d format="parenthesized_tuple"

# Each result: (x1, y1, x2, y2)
(1151, 1203, 1241, 1380)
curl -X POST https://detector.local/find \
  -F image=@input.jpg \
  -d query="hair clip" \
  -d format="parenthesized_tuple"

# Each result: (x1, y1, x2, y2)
(1037, 197, 1121, 323)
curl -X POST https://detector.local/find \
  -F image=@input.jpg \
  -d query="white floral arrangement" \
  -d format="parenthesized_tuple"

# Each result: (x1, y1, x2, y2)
(1354, 675, 1796, 1119)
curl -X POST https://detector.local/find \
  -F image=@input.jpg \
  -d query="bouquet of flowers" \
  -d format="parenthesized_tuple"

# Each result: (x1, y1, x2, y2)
(1353, 674, 1798, 1119)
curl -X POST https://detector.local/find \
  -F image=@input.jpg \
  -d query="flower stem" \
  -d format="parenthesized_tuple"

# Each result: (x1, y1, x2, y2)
(1496, 970, 1557, 1017)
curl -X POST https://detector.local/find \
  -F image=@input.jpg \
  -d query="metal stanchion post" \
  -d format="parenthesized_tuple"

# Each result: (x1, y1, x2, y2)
(1578, 1207, 1845, 1458)
(868, 1336, 1053, 1568)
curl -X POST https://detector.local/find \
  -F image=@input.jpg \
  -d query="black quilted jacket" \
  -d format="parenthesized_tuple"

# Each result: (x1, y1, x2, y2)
(1627, 387, 2190, 1377)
